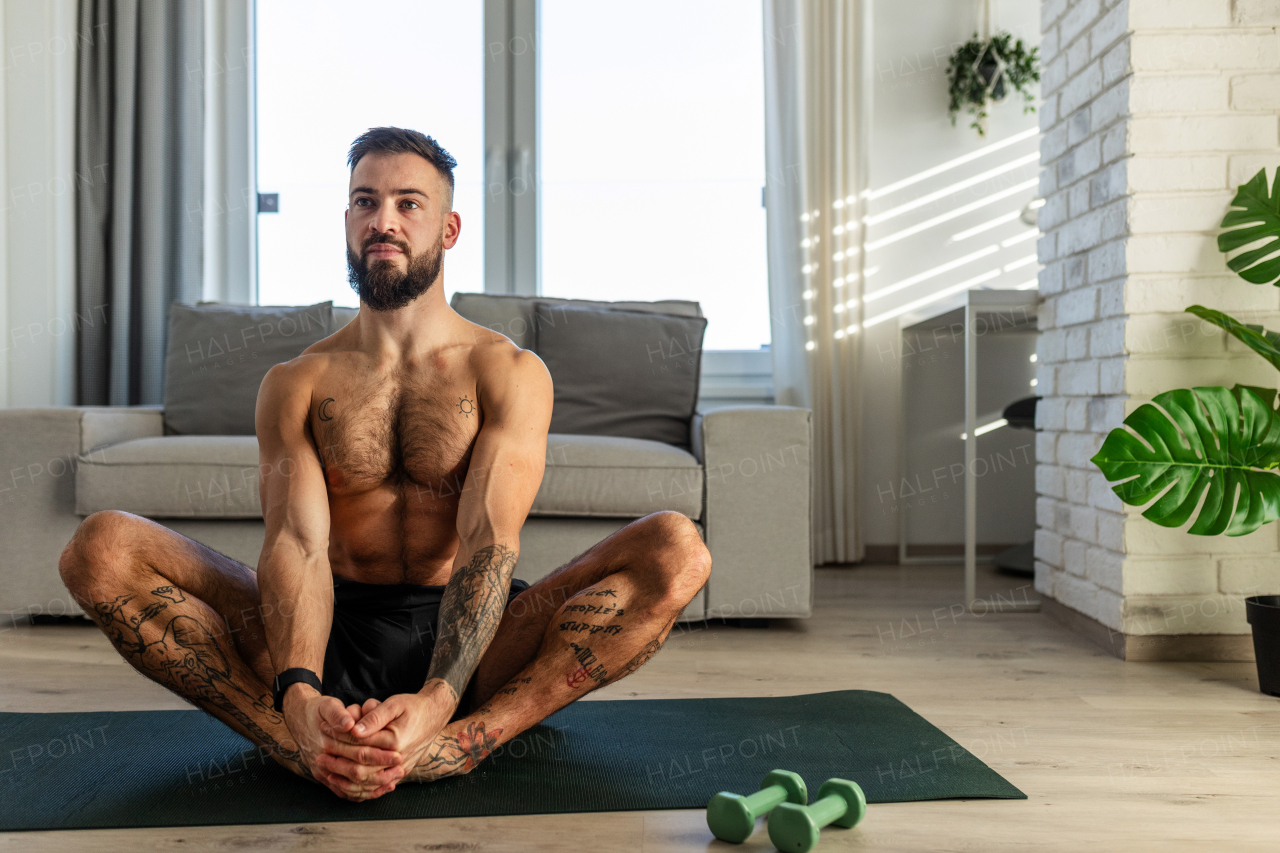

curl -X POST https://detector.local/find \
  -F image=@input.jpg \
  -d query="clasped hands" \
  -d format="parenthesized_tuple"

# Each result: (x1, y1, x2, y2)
(282, 679, 457, 801)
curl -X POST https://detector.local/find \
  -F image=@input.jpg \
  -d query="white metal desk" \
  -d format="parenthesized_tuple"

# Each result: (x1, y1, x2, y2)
(963, 289, 1041, 612)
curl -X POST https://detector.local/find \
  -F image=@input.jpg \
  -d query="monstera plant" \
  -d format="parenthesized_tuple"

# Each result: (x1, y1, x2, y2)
(1092, 168, 1280, 535)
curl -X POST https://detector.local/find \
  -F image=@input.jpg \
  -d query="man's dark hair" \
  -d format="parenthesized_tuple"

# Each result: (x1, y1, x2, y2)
(347, 127, 457, 209)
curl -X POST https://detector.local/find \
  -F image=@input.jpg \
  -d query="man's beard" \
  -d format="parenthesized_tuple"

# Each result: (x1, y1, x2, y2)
(346, 231, 443, 312)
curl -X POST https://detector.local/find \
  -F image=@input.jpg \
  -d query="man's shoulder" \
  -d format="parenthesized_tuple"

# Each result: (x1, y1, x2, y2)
(452, 313, 519, 353)
(463, 329, 552, 411)
(263, 349, 329, 388)
(259, 349, 337, 413)
(459, 321, 545, 378)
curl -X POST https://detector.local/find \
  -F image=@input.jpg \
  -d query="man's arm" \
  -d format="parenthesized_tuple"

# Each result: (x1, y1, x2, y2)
(255, 361, 402, 798)
(255, 362, 333, 690)
(426, 347, 553, 703)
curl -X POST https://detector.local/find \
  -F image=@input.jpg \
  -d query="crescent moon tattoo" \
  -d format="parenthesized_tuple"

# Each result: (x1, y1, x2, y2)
(318, 398, 335, 421)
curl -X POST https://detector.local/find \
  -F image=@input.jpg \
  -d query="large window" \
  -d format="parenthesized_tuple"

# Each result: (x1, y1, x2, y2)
(539, 1, 769, 351)
(256, 1, 769, 354)
(255, 0, 484, 307)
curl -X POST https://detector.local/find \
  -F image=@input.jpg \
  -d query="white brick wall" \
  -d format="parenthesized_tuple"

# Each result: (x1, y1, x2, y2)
(1035, 0, 1280, 635)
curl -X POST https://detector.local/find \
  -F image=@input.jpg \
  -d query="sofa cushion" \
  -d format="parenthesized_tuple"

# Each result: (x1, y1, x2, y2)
(450, 292, 701, 350)
(199, 300, 356, 335)
(534, 433, 702, 519)
(77, 436, 263, 518)
(534, 303, 706, 448)
(77, 432, 703, 521)
(164, 301, 334, 436)
(333, 306, 359, 329)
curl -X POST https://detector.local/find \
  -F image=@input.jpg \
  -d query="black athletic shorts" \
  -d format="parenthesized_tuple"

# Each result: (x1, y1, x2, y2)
(322, 576, 530, 709)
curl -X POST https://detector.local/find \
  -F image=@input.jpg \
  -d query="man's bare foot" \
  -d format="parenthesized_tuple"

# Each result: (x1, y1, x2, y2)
(405, 717, 506, 782)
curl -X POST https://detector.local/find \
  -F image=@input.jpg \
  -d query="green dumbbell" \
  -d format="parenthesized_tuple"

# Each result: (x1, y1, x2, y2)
(767, 778, 866, 853)
(706, 769, 808, 843)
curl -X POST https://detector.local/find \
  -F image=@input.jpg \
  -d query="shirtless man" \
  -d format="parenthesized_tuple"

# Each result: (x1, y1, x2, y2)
(58, 126, 712, 802)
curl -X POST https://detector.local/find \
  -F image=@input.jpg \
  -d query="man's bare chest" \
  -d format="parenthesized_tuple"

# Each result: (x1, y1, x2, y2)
(310, 373, 481, 497)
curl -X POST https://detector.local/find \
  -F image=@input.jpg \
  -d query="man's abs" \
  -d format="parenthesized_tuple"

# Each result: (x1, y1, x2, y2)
(325, 484, 466, 585)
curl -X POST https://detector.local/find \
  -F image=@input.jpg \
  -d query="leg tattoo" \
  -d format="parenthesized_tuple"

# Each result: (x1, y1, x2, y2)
(618, 634, 666, 678)
(410, 721, 505, 782)
(92, 586, 309, 778)
(416, 592, 678, 779)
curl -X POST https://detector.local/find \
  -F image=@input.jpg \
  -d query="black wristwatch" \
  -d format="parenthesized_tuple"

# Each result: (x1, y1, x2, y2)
(272, 668, 323, 712)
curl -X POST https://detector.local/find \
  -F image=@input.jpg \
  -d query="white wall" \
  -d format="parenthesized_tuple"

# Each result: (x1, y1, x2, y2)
(1035, 0, 1280, 636)
(861, 0, 1043, 548)
(0, 0, 78, 408)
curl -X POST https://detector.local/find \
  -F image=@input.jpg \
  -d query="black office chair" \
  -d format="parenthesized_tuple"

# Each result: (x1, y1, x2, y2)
(993, 396, 1039, 578)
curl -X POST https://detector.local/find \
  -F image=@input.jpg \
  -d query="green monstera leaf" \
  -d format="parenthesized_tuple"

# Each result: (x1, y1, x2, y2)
(1218, 168, 1280, 286)
(1187, 304, 1280, 372)
(1091, 385, 1280, 536)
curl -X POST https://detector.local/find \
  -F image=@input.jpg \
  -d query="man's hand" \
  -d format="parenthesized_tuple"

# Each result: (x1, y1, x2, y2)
(346, 680, 458, 778)
(281, 684, 404, 801)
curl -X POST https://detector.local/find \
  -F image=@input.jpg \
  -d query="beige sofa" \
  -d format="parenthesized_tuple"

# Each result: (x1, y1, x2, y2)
(0, 295, 813, 625)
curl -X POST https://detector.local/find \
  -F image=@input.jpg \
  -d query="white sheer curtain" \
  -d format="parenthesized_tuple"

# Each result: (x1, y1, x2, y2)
(763, 0, 868, 565)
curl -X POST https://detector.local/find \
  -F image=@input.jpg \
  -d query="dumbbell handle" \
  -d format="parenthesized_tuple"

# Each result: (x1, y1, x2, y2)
(806, 793, 848, 826)
(769, 778, 866, 853)
(740, 784, 789, 815)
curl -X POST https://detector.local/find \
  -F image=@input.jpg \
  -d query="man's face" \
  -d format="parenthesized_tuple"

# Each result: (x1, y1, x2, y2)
(345, 152, 460, 312)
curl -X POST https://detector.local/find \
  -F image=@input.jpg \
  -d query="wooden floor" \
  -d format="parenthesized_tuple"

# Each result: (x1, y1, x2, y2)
(1, 564, 1277, 852)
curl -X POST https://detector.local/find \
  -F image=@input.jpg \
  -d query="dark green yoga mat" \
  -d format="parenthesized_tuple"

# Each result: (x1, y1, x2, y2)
(0, 690, 1023, 830)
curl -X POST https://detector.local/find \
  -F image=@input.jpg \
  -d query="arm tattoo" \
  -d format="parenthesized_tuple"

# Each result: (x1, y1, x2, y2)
(428, 544, 518, 699)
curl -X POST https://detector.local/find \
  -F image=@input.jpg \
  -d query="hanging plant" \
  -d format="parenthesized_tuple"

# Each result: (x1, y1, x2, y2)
(947, 32, 1040, 136)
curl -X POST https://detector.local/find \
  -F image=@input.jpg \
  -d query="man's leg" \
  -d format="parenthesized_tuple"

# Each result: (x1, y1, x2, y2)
(58, 510, 309, 778)
(408, 510, 711, 780)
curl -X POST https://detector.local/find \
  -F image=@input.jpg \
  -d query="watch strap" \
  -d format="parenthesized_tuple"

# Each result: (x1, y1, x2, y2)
(272, 667, 323, 712)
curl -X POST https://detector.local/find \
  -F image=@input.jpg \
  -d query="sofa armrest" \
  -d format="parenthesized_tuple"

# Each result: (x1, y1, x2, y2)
(80, 406, 164, 453)
(0, 408, 110, 620)
(699, 405, 812, 619)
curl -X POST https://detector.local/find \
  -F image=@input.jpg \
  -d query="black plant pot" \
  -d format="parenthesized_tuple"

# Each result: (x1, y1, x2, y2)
(978, 54, 1006, 101)
(1246, 595, 1280, 696)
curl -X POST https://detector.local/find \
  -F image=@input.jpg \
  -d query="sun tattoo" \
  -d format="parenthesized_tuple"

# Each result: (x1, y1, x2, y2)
(456, 395, 475, 418)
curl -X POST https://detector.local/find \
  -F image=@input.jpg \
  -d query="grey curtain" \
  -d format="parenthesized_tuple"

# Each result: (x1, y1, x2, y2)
(76, 0, 204, 406)
(763, 0, 867, 565)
